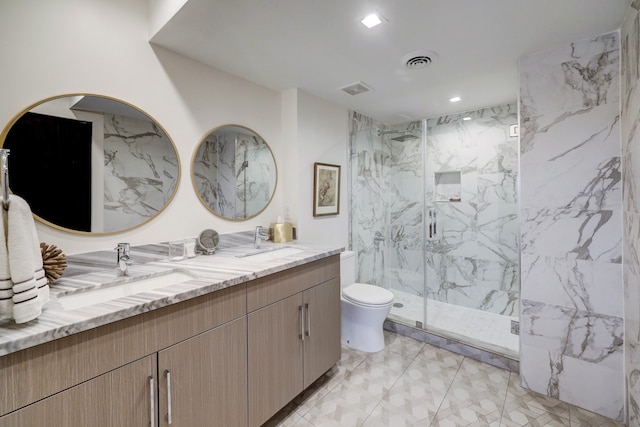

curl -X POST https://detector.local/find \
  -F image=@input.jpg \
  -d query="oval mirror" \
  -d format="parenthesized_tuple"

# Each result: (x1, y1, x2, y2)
(192, 124, 277, 220)
(0, 94, 180, 234)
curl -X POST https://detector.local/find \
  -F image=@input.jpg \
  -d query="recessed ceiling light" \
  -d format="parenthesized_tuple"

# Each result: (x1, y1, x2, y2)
(463, 117, 471, 121)
(361, 13, 382, 28)
(450, 96, 461, 103)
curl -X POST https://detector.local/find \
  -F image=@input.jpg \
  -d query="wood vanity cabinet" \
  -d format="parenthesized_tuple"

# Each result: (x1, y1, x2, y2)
(246, 254, 341, 426)
(158, 316, 247, 427)
(0, 254, 340, 427)
(0, 283, 247, 427)
(0, 354, 157, 427)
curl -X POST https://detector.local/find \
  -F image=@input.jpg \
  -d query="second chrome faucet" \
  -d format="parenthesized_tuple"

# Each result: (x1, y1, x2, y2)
(115, 242, 132, 276)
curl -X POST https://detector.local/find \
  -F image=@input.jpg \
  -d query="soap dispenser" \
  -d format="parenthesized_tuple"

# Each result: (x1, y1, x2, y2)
(270, 216, 293, 243)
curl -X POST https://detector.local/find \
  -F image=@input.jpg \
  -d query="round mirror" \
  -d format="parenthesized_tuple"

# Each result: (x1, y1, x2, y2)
(0, 94, 180, 234)
(192, 124, 276, 220)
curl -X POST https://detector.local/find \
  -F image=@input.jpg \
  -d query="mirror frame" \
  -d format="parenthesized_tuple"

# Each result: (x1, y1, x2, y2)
(191, 124, 277, 221)
(0, 93, 181, 235)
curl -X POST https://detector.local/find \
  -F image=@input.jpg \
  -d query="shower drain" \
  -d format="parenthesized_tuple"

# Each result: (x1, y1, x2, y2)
(393, 302, 404, 308)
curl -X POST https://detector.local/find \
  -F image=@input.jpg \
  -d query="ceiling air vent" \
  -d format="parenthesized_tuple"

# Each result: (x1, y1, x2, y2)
(402, 50, 439, 70)
(339, 81, 373, 96)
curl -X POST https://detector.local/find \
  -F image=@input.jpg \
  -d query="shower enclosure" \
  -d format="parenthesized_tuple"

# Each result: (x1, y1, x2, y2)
(349, 105, 520, 358)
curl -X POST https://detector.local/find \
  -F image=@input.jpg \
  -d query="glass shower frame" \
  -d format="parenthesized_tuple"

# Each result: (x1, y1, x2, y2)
(349, 106, 520, 359)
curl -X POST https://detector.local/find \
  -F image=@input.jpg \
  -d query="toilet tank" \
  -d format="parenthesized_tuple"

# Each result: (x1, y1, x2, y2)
(340, 251, 356, 289)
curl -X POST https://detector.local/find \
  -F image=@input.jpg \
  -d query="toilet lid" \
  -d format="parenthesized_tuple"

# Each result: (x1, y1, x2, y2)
(342, 283, 394, 306)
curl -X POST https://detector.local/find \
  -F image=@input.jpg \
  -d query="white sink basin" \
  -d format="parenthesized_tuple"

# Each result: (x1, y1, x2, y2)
(56, 269, 199, 311)
(237, 247, 307, 262)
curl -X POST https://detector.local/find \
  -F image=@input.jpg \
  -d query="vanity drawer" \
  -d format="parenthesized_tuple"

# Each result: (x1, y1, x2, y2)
(246, 255, 339, 312)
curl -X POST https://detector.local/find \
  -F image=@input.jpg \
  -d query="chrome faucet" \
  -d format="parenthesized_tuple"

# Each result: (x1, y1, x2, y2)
(115, 243, 132, 276)
(254, 226, 270, 249)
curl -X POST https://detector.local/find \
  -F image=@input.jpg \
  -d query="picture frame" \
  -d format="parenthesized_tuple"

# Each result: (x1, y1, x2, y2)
(313, 162, 340, 216)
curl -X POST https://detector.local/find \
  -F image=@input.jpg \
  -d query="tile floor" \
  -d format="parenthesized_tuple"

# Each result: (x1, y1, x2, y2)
(264, 331, 625, 427)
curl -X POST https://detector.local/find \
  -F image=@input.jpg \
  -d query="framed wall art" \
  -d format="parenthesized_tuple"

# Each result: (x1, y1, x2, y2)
(313, 162, 340, 216)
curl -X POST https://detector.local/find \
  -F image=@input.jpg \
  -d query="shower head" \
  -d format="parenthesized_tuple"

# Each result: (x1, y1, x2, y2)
(375, 128, 419, 141)
(390, 133, 419, 142)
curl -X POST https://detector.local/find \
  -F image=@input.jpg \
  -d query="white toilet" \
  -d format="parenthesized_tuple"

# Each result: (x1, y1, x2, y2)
(340, 251, 394, 353)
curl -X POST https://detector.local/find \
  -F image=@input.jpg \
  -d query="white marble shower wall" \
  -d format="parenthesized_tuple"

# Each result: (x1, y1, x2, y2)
(622, 5, 640, 426)
(350, 107, 520, 321)
(386, 122, 425, 297)
(350, 112, 391, 286)
(103, 113, 178, 232)
(518, 31, 624, 421)
(350, 113, 425, 294)
(425, 105, 520, 317)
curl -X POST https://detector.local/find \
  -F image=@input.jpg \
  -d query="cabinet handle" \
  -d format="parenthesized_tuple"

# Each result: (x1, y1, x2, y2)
(305, 303, 311, 337)
(166, 370, 173, 425)
(149, 376, 155, 427)
(299, 305, 305, 341)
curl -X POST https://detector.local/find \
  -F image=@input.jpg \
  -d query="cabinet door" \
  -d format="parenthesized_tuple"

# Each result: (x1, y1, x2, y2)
(158, 316, 247, 427)
(248, 293, 304, 426)
(303, 277, 341, 388)
(0, 355, 156, 427)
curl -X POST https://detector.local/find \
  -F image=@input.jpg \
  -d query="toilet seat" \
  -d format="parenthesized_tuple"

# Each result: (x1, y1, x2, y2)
(342, 283, 393, 308)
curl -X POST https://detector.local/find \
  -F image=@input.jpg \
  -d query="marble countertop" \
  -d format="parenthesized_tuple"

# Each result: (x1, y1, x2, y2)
(0, 232, 344, 356)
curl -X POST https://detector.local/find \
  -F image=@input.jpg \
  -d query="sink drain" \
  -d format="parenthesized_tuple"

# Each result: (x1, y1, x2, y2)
(393, 302, 404, 308)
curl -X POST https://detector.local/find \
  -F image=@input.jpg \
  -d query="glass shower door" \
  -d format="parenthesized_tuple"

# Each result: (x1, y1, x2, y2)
(423, 106, 520, 357)
(349, 114, 426, 328)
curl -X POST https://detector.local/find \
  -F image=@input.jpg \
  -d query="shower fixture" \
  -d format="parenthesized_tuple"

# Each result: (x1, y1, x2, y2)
(376, 128, 419, 142)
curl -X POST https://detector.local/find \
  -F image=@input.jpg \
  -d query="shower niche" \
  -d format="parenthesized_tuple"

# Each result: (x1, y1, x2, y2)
(433, 171, 461, 202)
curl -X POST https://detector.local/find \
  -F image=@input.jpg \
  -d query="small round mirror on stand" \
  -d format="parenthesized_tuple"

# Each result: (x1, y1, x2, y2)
(191, 124, 277, 221)
(197, 229, 219, 254)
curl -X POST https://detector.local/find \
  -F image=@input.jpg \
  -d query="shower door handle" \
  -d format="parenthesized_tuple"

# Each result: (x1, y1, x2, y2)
(433, 210, 436, 236)
(428, 209, 436, 238)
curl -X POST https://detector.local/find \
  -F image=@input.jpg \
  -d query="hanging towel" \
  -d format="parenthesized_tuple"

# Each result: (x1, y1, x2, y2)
(7, 195, 48, 323)
(0, 206, 12, 321)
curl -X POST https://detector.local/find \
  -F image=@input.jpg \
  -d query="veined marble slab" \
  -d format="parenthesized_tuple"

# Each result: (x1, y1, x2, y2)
(0, 231, 343, 356)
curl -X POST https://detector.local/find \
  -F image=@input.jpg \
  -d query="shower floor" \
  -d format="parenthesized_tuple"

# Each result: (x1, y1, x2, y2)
(388, 288, 519, 359)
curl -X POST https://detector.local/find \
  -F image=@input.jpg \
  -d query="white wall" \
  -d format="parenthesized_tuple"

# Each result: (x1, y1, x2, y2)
(148, 0, 189, 37)
(0, 0, 348, 255)
(290, 90, 349, 248)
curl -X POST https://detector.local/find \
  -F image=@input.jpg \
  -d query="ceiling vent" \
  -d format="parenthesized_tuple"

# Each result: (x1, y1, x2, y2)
(339, 81, 373, 96)
(401, 50, 439, 70)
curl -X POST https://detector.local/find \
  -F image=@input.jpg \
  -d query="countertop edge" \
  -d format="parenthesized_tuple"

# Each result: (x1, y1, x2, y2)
(0, 243, 344, 357)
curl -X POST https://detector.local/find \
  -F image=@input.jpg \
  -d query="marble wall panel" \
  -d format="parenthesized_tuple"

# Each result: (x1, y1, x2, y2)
(519, 102, 621, 211)
(519, 32, 620, 118)
(103, 113, 178, 232)
(519, 30, 624, 421)
(622, 4, 640, 426)
(192, 132, 235, 217)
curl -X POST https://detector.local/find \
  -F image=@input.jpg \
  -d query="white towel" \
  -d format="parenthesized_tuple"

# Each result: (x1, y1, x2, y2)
(0, 206, 12, 321)
(7, 195, 47, 323)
